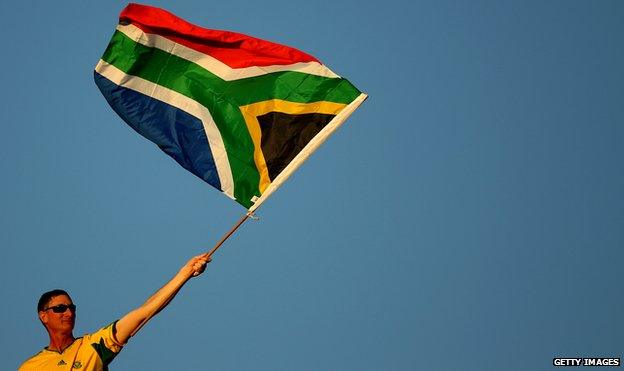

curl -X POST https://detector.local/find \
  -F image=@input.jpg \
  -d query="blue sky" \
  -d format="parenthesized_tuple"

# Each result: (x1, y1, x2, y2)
(1, 1, 622, 370)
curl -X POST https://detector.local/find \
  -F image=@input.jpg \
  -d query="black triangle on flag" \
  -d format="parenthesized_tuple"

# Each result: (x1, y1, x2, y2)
(257, 111, 336, 182)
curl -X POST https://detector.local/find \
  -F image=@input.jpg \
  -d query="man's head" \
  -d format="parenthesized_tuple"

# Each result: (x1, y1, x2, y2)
(37, 289, 76, 334)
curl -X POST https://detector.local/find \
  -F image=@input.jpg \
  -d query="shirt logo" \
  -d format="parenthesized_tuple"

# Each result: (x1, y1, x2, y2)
(57, 360, 67, 366)
(73, 361, 83, 369)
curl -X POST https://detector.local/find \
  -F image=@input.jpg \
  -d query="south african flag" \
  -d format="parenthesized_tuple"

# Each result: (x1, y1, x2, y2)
(94, 3, 366, 210)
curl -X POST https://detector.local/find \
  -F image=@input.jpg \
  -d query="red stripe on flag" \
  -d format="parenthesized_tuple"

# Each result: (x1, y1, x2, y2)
(120, 3, 320, 68)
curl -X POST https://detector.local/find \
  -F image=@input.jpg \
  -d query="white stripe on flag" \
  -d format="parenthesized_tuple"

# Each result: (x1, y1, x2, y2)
(116, 23, 340, 81)
(95, 59, 236, 199)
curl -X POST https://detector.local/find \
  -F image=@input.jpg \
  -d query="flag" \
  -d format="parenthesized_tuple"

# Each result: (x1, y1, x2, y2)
(94, 3, 366, 210)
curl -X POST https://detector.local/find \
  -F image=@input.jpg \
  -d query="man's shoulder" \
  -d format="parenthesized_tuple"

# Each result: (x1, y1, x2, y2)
(80, 320, 124, 367)
(82, 321, 119, 341)
(18, 350, 47, 371)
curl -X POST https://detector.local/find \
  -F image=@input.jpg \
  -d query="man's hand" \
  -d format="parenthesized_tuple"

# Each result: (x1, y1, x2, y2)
(179, 253, 212, 278)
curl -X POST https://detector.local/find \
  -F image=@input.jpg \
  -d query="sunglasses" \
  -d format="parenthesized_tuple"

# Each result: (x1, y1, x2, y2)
(44, 304, 76, 313)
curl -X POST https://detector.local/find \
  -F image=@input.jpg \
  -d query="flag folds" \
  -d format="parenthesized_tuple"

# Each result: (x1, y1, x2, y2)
(94, 3, 366, 210)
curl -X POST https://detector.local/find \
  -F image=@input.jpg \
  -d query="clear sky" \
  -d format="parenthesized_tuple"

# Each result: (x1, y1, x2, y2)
(1, 1, 622, 370)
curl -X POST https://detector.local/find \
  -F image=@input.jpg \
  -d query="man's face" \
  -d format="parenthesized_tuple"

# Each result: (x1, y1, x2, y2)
(39, 294, 76, 334)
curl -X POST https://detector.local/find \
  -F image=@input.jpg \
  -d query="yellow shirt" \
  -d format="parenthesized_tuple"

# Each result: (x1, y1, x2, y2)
(19, 322, 124, 371)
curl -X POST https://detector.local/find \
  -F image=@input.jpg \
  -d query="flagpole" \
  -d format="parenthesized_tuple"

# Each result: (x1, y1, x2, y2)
(206, 211, 255, 257)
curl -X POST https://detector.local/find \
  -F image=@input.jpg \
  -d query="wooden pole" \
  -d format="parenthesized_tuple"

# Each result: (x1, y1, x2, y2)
(206, 211, 254, 257)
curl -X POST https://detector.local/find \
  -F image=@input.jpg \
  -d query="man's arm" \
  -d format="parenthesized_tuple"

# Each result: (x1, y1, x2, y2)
(114, 253, 211, 344)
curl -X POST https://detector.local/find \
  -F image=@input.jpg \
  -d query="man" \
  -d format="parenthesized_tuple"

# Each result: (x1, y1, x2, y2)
(19, 253, 211, 370)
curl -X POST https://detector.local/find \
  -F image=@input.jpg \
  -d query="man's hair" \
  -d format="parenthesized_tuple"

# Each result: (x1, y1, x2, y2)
(37, 289, 70, 312)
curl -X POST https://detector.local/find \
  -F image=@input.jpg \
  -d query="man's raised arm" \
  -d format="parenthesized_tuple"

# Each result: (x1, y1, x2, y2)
(115, 253, 211, 344)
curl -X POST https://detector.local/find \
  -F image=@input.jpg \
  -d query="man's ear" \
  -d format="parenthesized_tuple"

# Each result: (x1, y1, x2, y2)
(39, 311, 48, 325)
